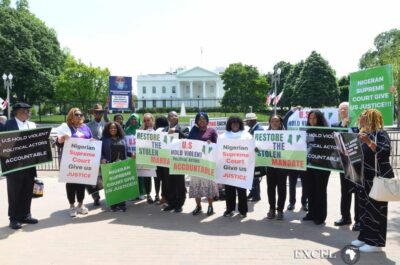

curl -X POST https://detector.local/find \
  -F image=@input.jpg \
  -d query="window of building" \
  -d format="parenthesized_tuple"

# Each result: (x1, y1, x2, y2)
(162, 86, 166, 93)
(152, 100, 157, 107)
(143, 100, 146, 108)
(172, 86, 176, 93)
(142, 86, 146, 94)
(162, 100, 166, 107)
(152, 86, 156, 93)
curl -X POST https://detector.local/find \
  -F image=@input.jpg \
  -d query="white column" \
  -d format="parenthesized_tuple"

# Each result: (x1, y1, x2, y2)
(177, 82, 181, 98)
(215, 81, 220, 98)
(202, 81, 206, 98)
(190, 81, 193, 98)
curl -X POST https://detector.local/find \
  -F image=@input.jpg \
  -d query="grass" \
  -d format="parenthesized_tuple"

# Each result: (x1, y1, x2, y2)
(31, 112, 271, 124)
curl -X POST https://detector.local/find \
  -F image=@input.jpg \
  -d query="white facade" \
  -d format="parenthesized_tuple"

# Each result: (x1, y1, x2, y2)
(136, 66, 224, 109)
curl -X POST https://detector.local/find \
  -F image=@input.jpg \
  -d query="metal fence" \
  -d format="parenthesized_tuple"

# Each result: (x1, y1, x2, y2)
(36, 129, 400, 172)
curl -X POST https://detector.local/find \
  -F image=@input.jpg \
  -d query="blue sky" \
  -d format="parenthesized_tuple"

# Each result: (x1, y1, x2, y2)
(20, 0, 400, 84)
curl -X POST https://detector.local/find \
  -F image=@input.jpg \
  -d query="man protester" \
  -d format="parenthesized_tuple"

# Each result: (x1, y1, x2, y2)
(332, 102, 360, 231)
(2, 103, 39, 229)
(86, 103, 109, 206)
(161, 111, 189, 213)
(245, 112, 265, 202)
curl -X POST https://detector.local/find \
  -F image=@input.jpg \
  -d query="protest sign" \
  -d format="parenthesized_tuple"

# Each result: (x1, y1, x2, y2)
(0, 127, 52, 175)
(349, 65, 394, 126)
(301, 127, 347, 172)
(216, 138, 255, 189)
(190, 118, 227, 134)
(136, 130, 178, 167)
(125, 135, 136, 154)
(287, 108, 338, 128)
(254, 130, 307, 170)
(170, 139, 217, 180)
(101, 159, 139, 206)
(59, 138, 102, 185)
(333, 132, 364, 186)
(109, 76, 132, 111)
(137, 164, 157, 177)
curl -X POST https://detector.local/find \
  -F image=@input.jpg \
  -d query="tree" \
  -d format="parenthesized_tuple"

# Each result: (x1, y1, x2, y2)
(16, 0, 29, 11)
(0, 5, 65, 104)
(292, 51, 339, 107)
(0, 0, 11, 8)
(338, 75, 349, 103)
(221, 63, 269, 112)
(282, 61, 304, 108)
(359, 29, 400, 125)
(266, 61, 293, 108)
(55, 53, 110, 114)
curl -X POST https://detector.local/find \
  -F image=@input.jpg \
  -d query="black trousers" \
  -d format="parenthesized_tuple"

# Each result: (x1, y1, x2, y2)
(339, 173, 360, 222)
(6, 168, 36, 221)
(266, 167, 287, 211)
(225, 185, 247, 214)
(288, 170, 307, 206)
(66, 183, 86, 204)
(304, 168, 330, 222)
(249, 167, 266, 199)
(166, 173, 186, 208)
(155, 167, 168, 198)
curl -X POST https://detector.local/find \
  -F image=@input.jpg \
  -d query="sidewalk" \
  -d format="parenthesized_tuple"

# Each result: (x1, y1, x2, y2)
(0, 172, 399, 265)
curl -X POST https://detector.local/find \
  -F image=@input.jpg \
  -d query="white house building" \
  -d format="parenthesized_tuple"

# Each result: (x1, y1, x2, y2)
(136, 66, 225, 110)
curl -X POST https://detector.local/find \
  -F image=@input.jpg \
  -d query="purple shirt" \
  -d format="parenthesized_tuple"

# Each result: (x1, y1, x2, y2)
(70, 123, 93, 139)
(188, 126, 218, 143)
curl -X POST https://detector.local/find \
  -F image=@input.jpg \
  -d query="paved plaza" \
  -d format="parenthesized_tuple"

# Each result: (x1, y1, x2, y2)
(0, 172, 399, 265)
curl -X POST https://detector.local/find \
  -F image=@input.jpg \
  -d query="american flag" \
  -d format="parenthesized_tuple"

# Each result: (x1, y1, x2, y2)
(266, 90, 275, 106)
(0, 97, 8, 111)
(273, 90, 284, 105)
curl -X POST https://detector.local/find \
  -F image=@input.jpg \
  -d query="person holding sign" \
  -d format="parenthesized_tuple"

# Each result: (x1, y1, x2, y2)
(3, 103, 39, 229)
(266, 115, 288, 220)
(154, 115, 169, 204)
(332, 102, 360, 231)
(303, 110, 331, 225)
(125, 113, 141, 199)
(57, 108, 92, 217)
(351, 109, 394, 253)
(188, 112, 218, 216)
(220, 116, 252, 218)
(101, 122, 128, 211)
(161, 111, 189, 213)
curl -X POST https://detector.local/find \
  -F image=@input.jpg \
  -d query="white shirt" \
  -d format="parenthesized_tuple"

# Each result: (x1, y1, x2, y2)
(220, 130, 253, 140)
(15, 117, 36, 130)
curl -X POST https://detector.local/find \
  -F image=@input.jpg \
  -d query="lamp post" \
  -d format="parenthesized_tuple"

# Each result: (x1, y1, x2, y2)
(271, 68, 281, 115)
(2, 73, 13, 119)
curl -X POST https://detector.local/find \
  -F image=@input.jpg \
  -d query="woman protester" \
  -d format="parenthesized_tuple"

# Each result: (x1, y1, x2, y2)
(101, 122, 128, 212)
(188, 112, 219, 216)
(351, 109, 394, 252)
(266, 115, 288, 220)
(57, 108, 93, 217)
(302, 110, 330, 225)
(154, 115, 169, 204)
(114, 114, 125, 129)
(220, 116, 252, 218)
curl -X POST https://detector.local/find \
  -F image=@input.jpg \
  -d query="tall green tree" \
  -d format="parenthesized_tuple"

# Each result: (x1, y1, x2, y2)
(55, 53, 110, 114)
(0, 0, 11, 7)
(0, 4, 65, 104)
(292, 51, 339, 107)
(359, 28, 400, 125)
(16, 0, 29, 11)
(282, 61, 304, 108)
(338, 75, 349, 103)
(221, 63, 269, 112)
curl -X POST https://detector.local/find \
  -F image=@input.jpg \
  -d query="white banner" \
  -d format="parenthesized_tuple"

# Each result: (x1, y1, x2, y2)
(190, 117, 227, 134)
(59, 138, 102, 185)
(287, 108, 338, 128)
(216, 138, 255, 189)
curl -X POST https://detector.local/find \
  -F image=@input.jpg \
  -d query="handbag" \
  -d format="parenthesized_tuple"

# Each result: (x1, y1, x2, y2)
(32, 178, 44, 198)
(369, 134, 400, 201)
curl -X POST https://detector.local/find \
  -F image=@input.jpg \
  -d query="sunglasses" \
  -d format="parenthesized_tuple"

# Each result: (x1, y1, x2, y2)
(74, 113, 83, 117)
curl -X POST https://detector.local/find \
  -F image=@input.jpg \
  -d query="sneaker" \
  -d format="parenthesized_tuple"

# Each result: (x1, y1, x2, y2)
(69, 207, 77, 217)
(351, 239, 365, 247)
(352, 223, 361, 231)
(359, 244, 382, 253)
(154, 195, 160, 203)
(77, 206, 88, 215)
(267, 210, 276, 219)
(223, 211, 234, 217)
(276, 211, 284, 220)
(239, 212, 247, 218)
(302, 214, 313, 221)
(147, 196, 154, 204)
(287, 204, 295, 211)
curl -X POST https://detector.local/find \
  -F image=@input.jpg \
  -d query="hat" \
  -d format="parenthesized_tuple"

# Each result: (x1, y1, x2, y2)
(244, 113, 257, 121)
(91, 104, 103, 111)
(13, 102, 31, 111)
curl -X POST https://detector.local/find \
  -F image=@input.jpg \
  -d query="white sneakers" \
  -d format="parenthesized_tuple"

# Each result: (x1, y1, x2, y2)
(69, 207, 77, 217)
(77, 206, 89, 215)
(351, 240, 383, 252)
(69, 206, 88, 217)
(359, 244, 382, 253)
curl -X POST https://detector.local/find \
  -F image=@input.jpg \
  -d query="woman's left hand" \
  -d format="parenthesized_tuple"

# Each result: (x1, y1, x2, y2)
(358, 133, 372, 145)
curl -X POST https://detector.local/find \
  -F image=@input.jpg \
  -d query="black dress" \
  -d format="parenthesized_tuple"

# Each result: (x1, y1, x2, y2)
(357, 130, 394, 247)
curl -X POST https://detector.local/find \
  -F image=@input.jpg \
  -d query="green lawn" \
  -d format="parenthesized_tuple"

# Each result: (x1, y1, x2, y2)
(31, 112, 271, 124)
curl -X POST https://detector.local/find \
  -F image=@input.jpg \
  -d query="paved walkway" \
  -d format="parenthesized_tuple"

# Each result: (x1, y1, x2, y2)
(0, 172, 399, 265)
